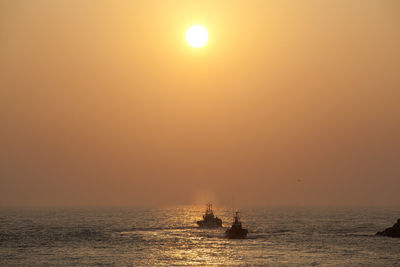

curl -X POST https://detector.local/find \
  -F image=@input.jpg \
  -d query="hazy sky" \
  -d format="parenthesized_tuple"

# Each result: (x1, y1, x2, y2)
(1, 0, 399, 206)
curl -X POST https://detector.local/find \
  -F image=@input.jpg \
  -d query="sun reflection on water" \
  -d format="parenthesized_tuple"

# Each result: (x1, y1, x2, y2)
(136, 205, 244, 265)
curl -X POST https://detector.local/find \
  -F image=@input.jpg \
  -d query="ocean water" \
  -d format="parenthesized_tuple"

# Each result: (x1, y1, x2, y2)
(0, 206, 399, 266)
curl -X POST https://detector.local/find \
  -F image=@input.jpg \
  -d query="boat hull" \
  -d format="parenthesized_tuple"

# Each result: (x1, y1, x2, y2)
(225, 228, 248, 239)
(197, 218, 222, 228)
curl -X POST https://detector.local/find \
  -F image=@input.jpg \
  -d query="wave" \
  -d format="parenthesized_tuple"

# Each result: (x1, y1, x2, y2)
(125, 226, 199, 232)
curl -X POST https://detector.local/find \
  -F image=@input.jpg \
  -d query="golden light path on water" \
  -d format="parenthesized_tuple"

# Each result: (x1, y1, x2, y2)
(122, 206, 303, 265)
(154, 206, 243, 265)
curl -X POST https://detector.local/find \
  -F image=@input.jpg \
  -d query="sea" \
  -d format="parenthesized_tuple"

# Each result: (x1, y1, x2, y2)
(0, 206, 399, 266)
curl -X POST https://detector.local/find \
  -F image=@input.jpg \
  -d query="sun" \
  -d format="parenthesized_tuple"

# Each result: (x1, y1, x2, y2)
(186, 25, 208, 48)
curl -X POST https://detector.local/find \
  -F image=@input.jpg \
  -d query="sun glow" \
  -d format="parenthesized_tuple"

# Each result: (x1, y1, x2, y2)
(186, 25, 208, 48)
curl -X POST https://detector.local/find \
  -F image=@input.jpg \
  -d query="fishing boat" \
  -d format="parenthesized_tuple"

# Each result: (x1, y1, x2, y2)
(226, 211, 248, 239)
(197, 203, 223, 228)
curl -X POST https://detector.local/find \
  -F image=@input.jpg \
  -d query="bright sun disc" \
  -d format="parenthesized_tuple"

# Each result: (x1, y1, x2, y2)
(186, 25, 208, 48)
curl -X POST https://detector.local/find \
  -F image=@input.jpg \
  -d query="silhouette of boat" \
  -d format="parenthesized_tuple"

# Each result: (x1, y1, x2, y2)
(226, 211, 248, 239)
(197, 203, 222, 228)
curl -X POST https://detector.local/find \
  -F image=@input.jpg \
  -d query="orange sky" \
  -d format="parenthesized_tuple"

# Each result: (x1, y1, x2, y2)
(1, 0, 399, 206)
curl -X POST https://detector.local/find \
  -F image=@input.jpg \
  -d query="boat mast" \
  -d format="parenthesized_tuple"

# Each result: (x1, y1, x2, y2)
(206, 203, 213, 214)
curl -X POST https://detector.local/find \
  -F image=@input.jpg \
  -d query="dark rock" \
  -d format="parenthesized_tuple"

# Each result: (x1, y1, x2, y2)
(376, 218, 400, 238)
